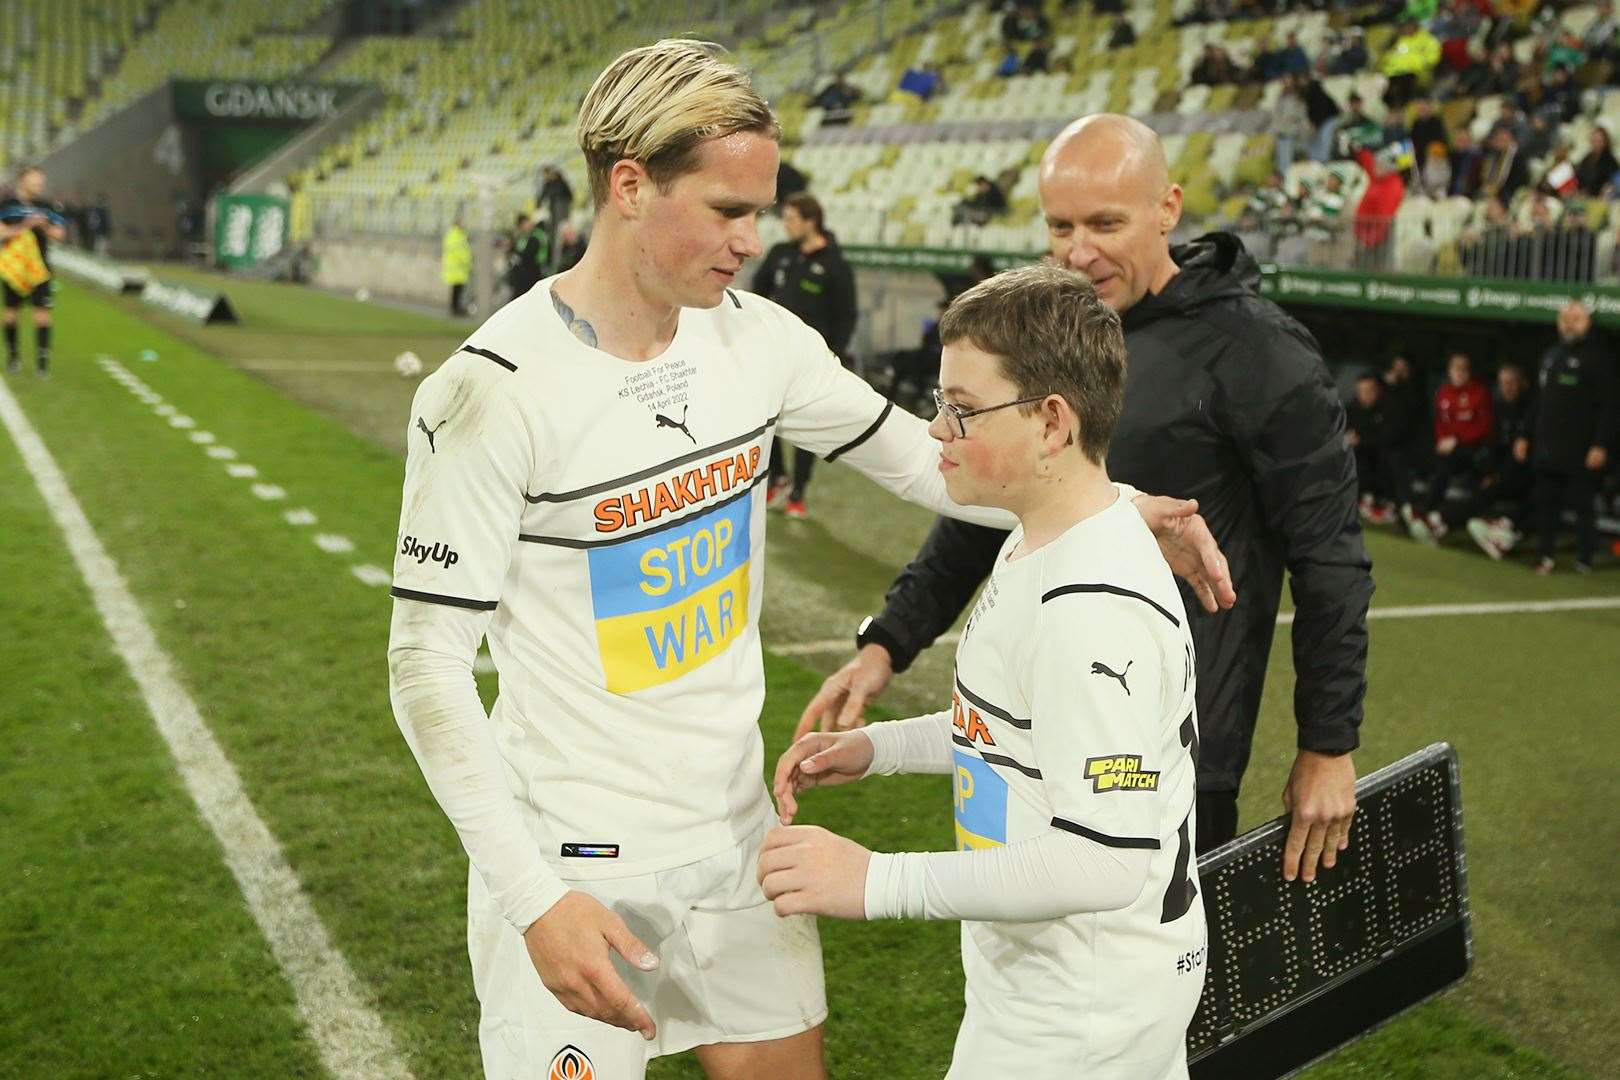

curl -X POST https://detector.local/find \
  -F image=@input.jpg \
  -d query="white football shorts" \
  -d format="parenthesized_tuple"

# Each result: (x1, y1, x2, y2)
(468, 815, 827, 1079)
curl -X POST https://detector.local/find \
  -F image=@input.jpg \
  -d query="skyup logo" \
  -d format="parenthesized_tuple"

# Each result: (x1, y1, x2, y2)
(399, 536, 459, 569)
(1084, 754, 1160, 793)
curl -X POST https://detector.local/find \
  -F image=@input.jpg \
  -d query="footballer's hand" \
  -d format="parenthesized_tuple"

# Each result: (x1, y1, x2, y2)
(773, 730, 876, 824)
(1281, 750, 1357, 884)
(522, 890, 660, 1041)
(757, 825, 872, 920)
(1133, 493, 1236, 613)
(1513, 438, 1530, 464)
(793, 644, 895, 741)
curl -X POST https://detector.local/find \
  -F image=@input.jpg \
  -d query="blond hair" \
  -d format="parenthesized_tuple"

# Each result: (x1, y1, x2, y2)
(576, 39, 779, 209)
(938, 264, 1126, 465)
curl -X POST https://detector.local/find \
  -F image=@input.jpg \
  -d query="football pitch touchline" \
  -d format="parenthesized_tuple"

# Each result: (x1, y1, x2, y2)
(766, 596, 1620, 656)
(0, 380, 416, 1080)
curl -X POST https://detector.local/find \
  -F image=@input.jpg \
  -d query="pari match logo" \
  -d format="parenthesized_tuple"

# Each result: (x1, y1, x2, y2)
(587, 494, 752, 693)
(1085, 753, 1160, 793)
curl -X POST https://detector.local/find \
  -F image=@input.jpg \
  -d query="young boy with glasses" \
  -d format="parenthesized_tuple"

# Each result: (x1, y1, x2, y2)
(764, 263, 1206, 1080)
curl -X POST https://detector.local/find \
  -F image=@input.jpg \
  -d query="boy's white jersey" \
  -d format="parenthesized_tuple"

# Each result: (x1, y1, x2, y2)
(391, 278, 999, 883)
(946, 492, 1207, 1079)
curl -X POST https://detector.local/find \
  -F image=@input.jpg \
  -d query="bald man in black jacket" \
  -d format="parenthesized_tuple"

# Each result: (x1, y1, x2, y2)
(798, 116, 1374, 883)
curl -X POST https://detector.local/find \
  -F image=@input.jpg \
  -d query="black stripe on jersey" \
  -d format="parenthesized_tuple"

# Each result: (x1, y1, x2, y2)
(389, 586, 499, 611)
(726, 288, 742, 308)
(1050, 816, 1161, 850)
(824, 401, 894, 463)
(518, 468, 769, 549)
(1040, 583, 1182, 628)
(952, 734, 1042, 779)
(523, 415, 780, 504)
(459, 345, 518, 372)
(954, 674, 1032, 729)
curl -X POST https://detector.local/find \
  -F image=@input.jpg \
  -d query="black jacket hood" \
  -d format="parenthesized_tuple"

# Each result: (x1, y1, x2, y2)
(1125, 232, 1260, 326)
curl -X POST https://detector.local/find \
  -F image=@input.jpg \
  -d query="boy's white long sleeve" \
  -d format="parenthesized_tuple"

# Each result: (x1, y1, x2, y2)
(860, 712, 957, 776)
(864, 832, 1151, 923)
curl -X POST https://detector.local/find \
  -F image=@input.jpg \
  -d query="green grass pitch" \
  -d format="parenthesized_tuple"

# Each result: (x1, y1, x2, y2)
(1, 275, 1615, 1079)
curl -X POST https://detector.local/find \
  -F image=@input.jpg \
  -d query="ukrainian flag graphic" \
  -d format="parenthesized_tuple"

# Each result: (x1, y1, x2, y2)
(589, 496, 752, 694)
(953, 750, 1008, 851)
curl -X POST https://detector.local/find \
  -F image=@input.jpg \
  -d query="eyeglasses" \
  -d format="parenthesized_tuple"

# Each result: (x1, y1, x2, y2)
(931, 388, 1049, 439)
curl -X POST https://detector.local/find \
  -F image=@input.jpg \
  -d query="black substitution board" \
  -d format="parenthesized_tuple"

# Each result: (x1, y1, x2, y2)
(1188, 742, 1472, 1078)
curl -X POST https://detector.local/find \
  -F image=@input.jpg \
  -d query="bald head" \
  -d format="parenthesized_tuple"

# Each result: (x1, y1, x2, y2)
(1039, 113, 1181, 312)
(1042, 114, 1170, 195)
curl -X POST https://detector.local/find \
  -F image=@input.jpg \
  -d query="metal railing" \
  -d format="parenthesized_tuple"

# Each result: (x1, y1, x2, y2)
(1240, 214, 1612, 283)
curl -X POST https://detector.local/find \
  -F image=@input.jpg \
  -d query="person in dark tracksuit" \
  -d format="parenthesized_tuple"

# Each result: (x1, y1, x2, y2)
(750, 191, 857, 518)
(506, 213, 548, 300)
(1529, 301, 1617, 572)
(1460, 363, 1536, 559)
(797, 115, 1373, 882)
(1346, 371, 1413, 519)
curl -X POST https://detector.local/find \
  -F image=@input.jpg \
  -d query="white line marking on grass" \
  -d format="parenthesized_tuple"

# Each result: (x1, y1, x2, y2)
(285, 508, 318, 526)
(238, 360, 399, 374)
(168, 415, 195, 429)
(251, 483, 287, 501)
(225, 463, 259, 479)
(767, 596, 1620, 656)
(0, 380, 415, 1080)
(351, 564, 392, 587)
(314, 534, 355, 553)
(190, 431, 216, 444)
(207, 446, 237, 460)
(474, 651, 497, 675)
(1276, 595, 1620, 624)
(154, 403, 176, 417)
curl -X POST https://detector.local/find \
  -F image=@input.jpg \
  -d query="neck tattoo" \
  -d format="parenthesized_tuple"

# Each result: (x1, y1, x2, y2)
(551, 288, 599, 347)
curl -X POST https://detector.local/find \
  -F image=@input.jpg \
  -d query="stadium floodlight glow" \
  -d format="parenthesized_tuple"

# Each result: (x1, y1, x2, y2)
(1187, 742, 1471, 1078)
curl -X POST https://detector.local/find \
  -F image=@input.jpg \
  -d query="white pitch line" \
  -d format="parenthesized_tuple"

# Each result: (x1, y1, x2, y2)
(237, 360, 399, 374)
(766, 596, 1620, 657)
(0, 380, 414, 1080)
(351, 564, 392, 587)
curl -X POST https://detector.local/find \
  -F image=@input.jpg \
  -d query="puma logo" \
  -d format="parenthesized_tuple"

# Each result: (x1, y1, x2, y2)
(417, 416, 447, 453)
(1091, 660, 1133, 695)
(655, 404, 696, 445)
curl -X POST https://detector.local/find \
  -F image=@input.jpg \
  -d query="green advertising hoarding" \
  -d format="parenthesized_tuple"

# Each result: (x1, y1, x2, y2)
(842, 245, 1620, 325)
(215, 194, 289, 271)
(1257, 266, 1620, 325)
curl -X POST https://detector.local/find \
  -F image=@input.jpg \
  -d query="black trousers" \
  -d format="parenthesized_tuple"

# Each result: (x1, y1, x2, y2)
(449, 282, 466, 316)
(768, 437, 815, 499)
(1441, 461, 1534, 528)
(1422, 443, 1491, 516)
(1196, 787, 1240, 855)
(1354, 444, 1415, 508)
(1534, 467, 1600, 563)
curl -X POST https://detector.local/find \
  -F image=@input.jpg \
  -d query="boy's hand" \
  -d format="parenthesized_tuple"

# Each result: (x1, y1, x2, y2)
(772, 730, 875, 824)
(757, 825, 872, 919)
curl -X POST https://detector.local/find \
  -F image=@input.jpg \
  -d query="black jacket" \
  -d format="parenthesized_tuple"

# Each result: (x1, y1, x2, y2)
(1530, 335, 1618, 471)
(864, 234, 1373, 791)
(1347, 395, 1399, 450)
(750, 235, 858, 355)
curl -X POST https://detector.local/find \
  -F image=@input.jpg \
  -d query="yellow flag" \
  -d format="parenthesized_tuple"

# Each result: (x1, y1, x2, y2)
(0, 229, 51, 295)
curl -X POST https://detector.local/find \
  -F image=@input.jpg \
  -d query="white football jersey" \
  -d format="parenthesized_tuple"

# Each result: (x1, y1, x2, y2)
(946, 492, 1207, 1080)
(391, 278, 1004, 884)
